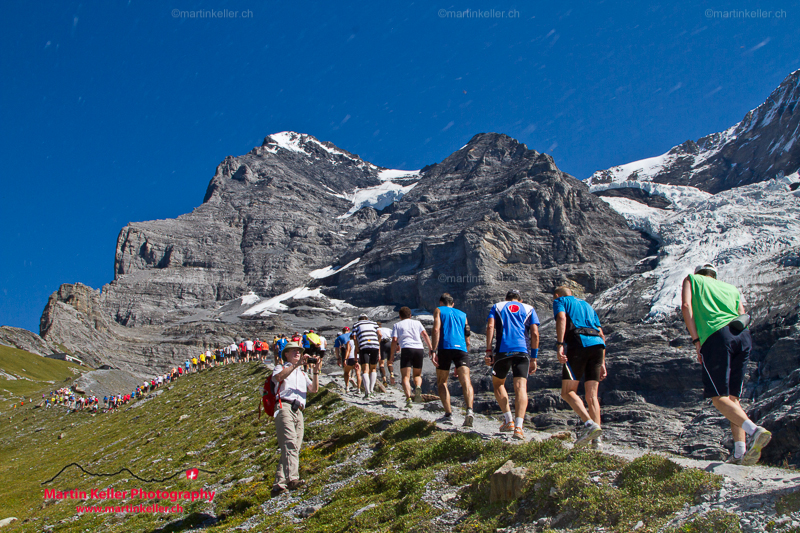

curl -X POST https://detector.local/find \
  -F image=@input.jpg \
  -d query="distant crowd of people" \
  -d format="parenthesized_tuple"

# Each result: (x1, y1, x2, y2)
(41, 370, 182, 412)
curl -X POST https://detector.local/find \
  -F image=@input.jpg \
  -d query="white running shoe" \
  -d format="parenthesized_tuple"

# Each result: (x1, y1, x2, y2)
(575, 421, 602, 448)
(463, 413, 474, 428)
(741, 426, 772, 466)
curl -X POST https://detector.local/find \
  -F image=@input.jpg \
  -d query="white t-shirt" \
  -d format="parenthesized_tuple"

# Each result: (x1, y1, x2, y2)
(319, 336, 327, 350)
(245, 340, 254, 351)
(271, 363, 312, 412)
(378, 327, 392, 343)
(392, 319, 425, 350)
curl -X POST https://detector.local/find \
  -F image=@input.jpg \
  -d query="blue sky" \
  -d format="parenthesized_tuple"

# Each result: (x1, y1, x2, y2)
(1, 0, 797, 333)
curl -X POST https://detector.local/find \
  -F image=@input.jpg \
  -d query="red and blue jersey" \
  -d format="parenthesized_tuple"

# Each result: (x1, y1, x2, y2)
(488, 301, 540, 354)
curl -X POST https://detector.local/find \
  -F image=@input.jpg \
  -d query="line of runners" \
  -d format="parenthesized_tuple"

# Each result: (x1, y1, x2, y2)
(325, 274, 772, 465)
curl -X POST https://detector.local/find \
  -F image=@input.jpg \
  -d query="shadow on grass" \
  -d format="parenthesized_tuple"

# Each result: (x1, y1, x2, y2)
(150, 512, 218, 532)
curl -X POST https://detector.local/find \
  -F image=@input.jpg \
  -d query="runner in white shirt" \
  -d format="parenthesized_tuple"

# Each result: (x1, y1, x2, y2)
(391, 307, 433, 409)
(245, 339, 255, 362)
(377, 323, 394, 386)
(342, 337, 360, 394)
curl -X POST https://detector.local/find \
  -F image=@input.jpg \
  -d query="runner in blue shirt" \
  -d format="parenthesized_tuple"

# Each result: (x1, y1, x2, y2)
(431, 293, 475, 427)
(333, 327, 352, 366)
(553, 286, 606, 448)
(485, 289, 540, 440)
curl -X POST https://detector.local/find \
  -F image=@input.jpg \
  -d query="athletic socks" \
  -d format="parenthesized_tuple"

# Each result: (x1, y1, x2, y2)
(734, 440, 746, 458)
(515, 417, 524, 429)
(503, 411, 513, 424)
(362, 372, 370, 392)
(370, 371, 377, 393)
(585, 420, 595, 427)
(741, 419, 758, 436)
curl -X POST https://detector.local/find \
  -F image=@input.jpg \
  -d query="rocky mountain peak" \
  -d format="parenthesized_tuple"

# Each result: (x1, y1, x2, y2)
(590, 68, 800, 193)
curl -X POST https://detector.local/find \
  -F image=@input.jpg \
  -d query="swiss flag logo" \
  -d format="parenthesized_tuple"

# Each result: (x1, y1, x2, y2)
(508, 304, 520, 313)
(186, 468, 199, 480)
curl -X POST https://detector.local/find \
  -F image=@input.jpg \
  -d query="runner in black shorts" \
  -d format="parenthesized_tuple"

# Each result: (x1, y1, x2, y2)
(391, 307, 433, 409)
(400, 348, 424, 369)
(554, 286, 606, 448)
(436, 348, 468, 370)
(700, 325, 750, 399)
(343, 339, 360, 394)
(358, 348, 379, 366)
(492, 353, 530, 380)
(682, 264, 771, 465)
(561, 345, 605, 382)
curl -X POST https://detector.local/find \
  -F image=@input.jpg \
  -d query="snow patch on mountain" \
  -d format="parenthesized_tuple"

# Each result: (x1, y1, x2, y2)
(378, 169, 421, 181)
(240, 291, 260, 306)
(264, 131, 377, 169)
(337, 181, 417, 218)
(241, 285, 351, 316)
(595, 177, 800, 320)
(590, 181, 711, 210)
(308, 258, 361, 279)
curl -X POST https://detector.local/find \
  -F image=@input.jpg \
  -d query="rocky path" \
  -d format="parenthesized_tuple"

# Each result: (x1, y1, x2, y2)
(320, 372, 800, 532)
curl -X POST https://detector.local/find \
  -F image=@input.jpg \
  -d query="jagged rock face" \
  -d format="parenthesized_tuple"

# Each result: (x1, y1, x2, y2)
(327, 133, 656, 329)
(39, 282, 288, 375)
(590, 69, 800, 193)
(106, 132, 388, 326)
(0, 326, 57, 356)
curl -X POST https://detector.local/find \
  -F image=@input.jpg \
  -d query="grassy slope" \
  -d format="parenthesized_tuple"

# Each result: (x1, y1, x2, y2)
(0, 344, 87, 400)
(0, 361, 757, 533)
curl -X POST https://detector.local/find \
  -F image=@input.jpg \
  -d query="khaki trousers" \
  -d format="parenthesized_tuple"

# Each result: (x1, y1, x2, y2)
(274, 403, 304, 489)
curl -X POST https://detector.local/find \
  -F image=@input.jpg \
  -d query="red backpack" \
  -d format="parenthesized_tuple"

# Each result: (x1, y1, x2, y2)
(260, 373, 281, 418)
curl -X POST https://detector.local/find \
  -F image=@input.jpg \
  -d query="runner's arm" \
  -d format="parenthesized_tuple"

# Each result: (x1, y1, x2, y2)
(555, 312, 567, 363)
(431, 308, 441, 352)
(465, 318, 471, 351)
(485, 317, 495, 364)
(680, 276, 702, 361)
(420, 329, 433, 353)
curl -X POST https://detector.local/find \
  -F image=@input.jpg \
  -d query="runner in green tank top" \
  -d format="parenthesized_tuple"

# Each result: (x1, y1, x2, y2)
(681, 263, 772, 465)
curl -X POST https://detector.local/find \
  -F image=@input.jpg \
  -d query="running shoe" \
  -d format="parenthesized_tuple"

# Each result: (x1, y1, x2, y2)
(741, 426, 772, 466)
(590, 435, 603, 450)
(363, 391, 370, 400)
(513, 427, 525, 440)
(413, 386, 423, 403)
(499, 420, 515, 433)
(270, 485, 287, 497)
(574, 421, 602, 448)
(725, 453, 744, 465)
(463, 413, 474, 428)
(405, 398, 413, 410)
(438, 413, 454, 425)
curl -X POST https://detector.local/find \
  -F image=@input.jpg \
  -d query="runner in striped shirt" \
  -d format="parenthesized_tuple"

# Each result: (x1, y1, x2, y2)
(352, 314, 381, 399)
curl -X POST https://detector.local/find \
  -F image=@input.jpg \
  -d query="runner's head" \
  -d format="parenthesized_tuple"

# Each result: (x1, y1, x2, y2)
(505, 289, 522, 301)
(694, 263, 717, 279)
(553, 286, 573, 298)
(342, 326, 350, 333)
(439, 293, 454, 306)
(399, 306, 412, 319)
(359, 314, 368, 320)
